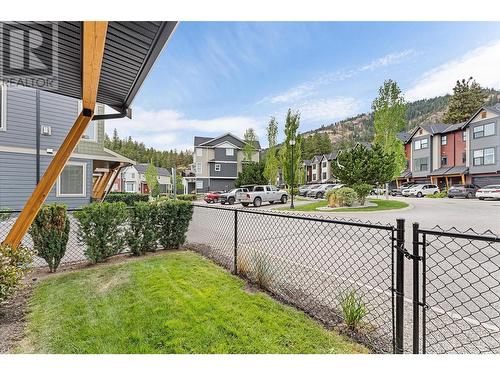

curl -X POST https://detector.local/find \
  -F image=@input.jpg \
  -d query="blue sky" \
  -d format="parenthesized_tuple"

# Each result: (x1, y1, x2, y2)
(111, 22, 500, 150)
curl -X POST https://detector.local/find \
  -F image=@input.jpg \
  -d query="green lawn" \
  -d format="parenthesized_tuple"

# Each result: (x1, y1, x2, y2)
(18, 251, 366, 354)
(280, 199, 408, 212)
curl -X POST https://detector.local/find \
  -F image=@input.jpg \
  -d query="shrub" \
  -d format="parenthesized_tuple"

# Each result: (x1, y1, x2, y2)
(155, 200, 193, 249)
(0, 208, 12, 222)
(328, 187, 357, 207)
(105, 192, 149, 206)
(286, 187, 300, 196)
(176, 194, 197, 201)
(426, 190, 447, 198)
(340, 289, 367, 331)
(74, 202, 128, 264)
(351, 183, 373, 205)
(0, 244, 34, 303)
(29, 203, 70, 272)
(126, 202, 158, 256)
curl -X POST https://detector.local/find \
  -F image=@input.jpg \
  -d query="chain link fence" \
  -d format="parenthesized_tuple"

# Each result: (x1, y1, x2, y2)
(186, 204, 397, 353)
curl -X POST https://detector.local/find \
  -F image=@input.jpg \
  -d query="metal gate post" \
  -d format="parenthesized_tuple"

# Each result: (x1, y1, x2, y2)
(395, 218, 405, 353)
(233, 209, 238, 275)
(412, 222, 420, 354)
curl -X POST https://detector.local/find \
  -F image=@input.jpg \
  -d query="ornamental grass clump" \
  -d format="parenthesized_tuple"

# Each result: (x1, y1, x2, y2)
(340, 289, 367, 331)
(29, 203, 70, 272)
(0, 244, 34, 303)
(74, 202, 128, 264)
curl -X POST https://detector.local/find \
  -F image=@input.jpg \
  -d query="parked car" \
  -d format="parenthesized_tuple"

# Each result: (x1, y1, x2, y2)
(219, 188, 249, 205)
(204, 191, 223, 203)
(236, 185, 289, 207)
(402, 184, 439, 197)
(476, 185, 500, 200)
(391, 183, 415, 196)
(299, 184, 319, 196)
(370, 187, 387, 195)
(447, 184, 480, 199)
(306, 184, 338, 199)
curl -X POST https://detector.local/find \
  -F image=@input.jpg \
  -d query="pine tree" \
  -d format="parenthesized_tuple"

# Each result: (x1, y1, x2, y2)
(443, 77, 487, 124)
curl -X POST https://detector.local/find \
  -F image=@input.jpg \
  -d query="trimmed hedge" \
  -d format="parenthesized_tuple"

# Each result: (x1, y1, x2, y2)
(74, 202, 128, 264)
(126, 202, 158, 256)
(29, 203, 70, 272)
(176, 194, 197, 201)
(156, 200, 193, 250)
(105, 192, 149, 206)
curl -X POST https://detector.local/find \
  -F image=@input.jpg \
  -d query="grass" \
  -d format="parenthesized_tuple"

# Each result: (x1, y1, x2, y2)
(17, 251, 366, 354)
(279, 199, 408, 212)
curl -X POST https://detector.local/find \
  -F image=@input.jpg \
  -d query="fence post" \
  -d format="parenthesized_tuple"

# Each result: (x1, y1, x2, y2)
(395, 218, 405, 354)
(412, 222, 420, 354)
(233, 209, 238, 275)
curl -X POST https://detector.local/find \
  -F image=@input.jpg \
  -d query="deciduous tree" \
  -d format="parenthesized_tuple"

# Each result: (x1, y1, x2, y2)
(264, 117, 279, 184)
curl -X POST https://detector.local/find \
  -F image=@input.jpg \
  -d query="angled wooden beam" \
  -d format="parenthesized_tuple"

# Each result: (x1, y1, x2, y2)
(3, 22, 108, 248)
(93, 171, 113, 200)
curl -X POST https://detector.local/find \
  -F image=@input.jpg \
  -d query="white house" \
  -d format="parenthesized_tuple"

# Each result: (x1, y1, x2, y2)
(112, 163, 172, 195)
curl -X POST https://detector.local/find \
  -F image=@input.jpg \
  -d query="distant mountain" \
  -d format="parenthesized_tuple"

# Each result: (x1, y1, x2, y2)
(301, 88, 500, 149)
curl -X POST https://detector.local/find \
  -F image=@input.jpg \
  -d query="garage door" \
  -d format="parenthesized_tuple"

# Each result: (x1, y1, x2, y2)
(472, 176, 500, 187)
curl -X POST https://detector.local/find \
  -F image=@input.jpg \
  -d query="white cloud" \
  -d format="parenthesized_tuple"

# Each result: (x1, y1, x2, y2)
(360, 49, 415, 71)
(107, 107, 263, 151)
(405, 39, 500, 101)
(299, 97, 362, 123)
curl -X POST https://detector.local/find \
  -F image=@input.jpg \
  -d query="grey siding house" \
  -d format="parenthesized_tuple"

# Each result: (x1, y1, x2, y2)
(192, 133, 261, 193)
(0, 84, 134, 210)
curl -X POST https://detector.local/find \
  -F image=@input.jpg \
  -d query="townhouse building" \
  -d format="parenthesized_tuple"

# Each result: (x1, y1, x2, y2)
(112, 164, 172, 195)
(397, 104, 500, 188)
(303, 152, 338, 184)
(192, 133, 261, 193)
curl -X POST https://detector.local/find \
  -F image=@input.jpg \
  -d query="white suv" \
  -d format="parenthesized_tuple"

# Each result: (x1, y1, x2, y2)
(402, 184, 439, 197)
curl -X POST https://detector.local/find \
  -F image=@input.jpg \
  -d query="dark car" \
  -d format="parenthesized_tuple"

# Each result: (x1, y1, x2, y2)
(448, 184, 480, 199)
(391, 183, 415, 196)
(219, 188, 249, 205)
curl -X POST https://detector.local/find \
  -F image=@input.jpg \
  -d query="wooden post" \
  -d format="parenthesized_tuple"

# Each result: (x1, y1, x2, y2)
(445, 176, 449, 189)
(93, 171, 114, 200)
(3, 21, 108, 248)
(461, 174, 465, 185)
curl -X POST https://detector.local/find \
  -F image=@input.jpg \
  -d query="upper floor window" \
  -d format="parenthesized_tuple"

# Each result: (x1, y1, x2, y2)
(57, 162, 86, 197)
(196, 148, 203, 157)
(463, 131, 467, 141)
(441, 156, 448, 166)
(0, 84, 6, 131)
(414, 138, 428, 150)
(226, 148, 234, 156)
(473, 123, 495, 139)
(195, 162, 202, 174)
(473, 148, 495, 166)
(462, 151, 466, 164)
(312, 164, 316, 170)
(322, 161, 327, 168)
(131, 173, 135, 179)
(413, 157, 428, 172)
(214, 163, 221, 172)
(441, 135, 447, 145)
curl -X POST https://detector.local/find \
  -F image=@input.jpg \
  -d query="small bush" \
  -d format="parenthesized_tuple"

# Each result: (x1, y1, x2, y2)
(340, 289, 367, 331)
(74, 202, 128, 264)
(426, 190, 447, 198)
(328, 187, 357, 207)
(0, 244, 34, 303)
(351, 183, 373, 205)
(126, 202, 158, 256)
(155, 200, 193, 249)
(0, 208, 12, 222)
(105, 192, 149, 206)
(286, 187, 300, 196)
(29, 203, 70, 272)
(176, 194, 197, 201)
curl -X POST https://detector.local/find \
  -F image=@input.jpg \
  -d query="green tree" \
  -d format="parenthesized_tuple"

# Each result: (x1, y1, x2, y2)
(280, 109, 302, 187)
(372, 79, 407, 180)
(234, 162, 267, 187)
(263, 117, 279, 184)
(243, 128, 258, 161)
(443, 77, 487, 124)
(145, 161, 159, 198)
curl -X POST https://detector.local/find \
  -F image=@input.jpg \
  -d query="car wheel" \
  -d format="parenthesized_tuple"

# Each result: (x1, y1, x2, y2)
(269, 201, 274, 204)
(466, 192, 473, 199)
(478, 197, 485, 201)
(253, 197, 262, 207)
(228, 197, 235, 205)
(242, 203, 249, 207)
(448, 195, 453, 198)
(416, 192, 423, 198)
(281, 195, 288, 204)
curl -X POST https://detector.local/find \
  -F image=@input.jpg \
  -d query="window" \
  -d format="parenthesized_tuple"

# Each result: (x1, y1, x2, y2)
(226, 148, 234, 156)
(413, 157, 428, 172)
(195, 162, 202, 174)
(473, 123, 495, 139)
(312, 174, 317, 180)
(322, 161, 327, 168)
(196, 148, 203, 157)
(473, 148, 495, 166)
(414, 138, 428, 150)
(462, 151, 466, 164)
(131, 173, 135, 179)
(214, 163, 221, 172)
(125, 182, 136, 192)
(312, 164, 316, 170)
(254, 186, 264, 192)
(57, 162, 86, 197)
(196, 180, 203, 189)
(0, 84, 6, 131)
(322, 172, 327, 180)
(462, 131, 467, 141)
(441, 135, 447, 145)
(441, 156, 448, 166)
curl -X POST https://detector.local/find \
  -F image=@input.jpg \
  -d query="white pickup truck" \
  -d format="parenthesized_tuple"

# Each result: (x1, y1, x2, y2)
(236, 185, 289, 207)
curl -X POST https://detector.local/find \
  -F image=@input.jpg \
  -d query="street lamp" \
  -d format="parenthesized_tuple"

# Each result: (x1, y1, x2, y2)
(290, 138, 296, 209)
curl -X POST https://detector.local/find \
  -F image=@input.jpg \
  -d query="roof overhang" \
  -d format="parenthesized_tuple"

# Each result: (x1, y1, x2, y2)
(0, 21, 177, 114)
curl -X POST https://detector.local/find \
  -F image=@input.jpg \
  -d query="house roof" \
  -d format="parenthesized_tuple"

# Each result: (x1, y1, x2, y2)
(1, 22, 177, 113)
(303, 159, 312, 166)
(429, 166, 452, 176)
(194, 136, 214, 146)
(405, 122, 465, 143)
(133, 163, 171, 177)
(444, 166, 469, 176)
(396, 132, 411, 143)
(194, 133, 261, 150)
(398, 169, 412, 179)
(461, 104, 500, 128)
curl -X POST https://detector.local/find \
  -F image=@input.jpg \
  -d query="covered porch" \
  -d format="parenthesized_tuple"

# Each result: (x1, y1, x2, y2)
(429, 166, 469, 190)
